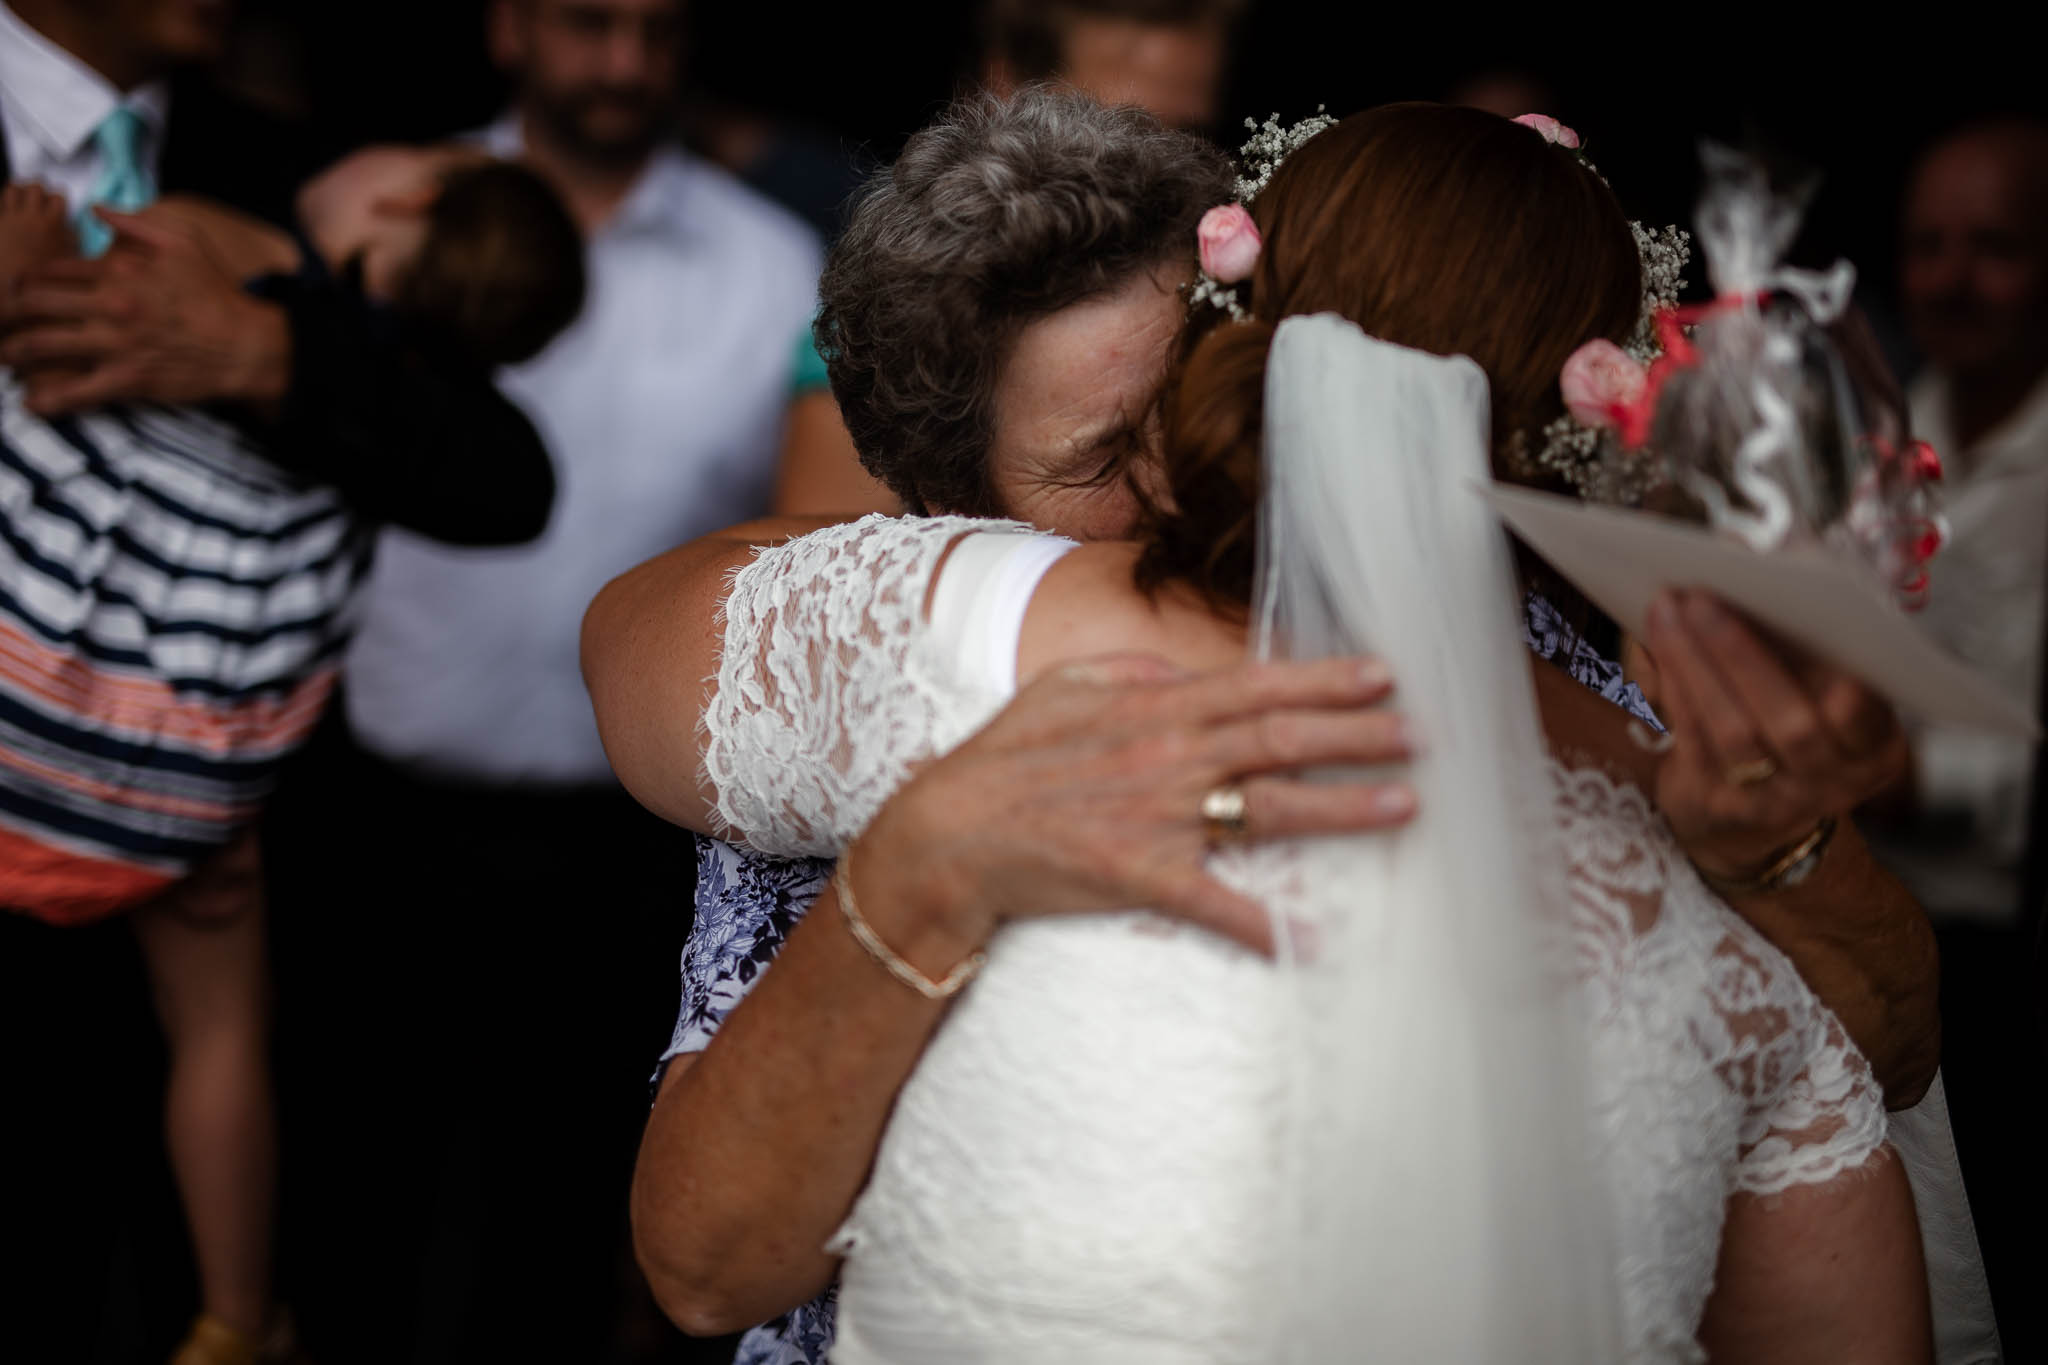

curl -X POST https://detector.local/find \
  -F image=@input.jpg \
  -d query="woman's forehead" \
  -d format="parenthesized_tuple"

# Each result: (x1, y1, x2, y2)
(998, 267, 1186, 453)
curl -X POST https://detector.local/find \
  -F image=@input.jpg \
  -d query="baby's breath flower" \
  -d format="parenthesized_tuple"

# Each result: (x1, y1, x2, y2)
(1187, 272, 1248, 322)
(1233, 107, 1337, 202)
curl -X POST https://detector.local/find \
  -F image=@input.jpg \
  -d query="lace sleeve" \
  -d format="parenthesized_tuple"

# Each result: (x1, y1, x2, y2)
(1548, 758, 1888, 1205)
(1718, 931, 1891, 1196)
(701, 513, 1026, 857)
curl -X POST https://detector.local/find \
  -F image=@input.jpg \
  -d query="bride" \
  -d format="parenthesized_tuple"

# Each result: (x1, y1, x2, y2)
(605, 104, 1931, 1360)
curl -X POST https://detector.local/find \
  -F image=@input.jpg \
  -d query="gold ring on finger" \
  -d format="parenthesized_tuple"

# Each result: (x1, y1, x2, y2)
(1200, 784, 1251, 848)
(1725, 757, 1779, 787)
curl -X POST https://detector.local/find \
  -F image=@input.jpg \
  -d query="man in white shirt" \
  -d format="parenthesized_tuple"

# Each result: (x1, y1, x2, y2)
(1881, 118, 2048, 923)
(1872, 115, 2048, 1361)
(261, 1, 822, 1358)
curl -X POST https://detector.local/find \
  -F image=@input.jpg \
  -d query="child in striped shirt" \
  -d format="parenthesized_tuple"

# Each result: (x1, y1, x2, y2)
(2, 155, 582, 1363)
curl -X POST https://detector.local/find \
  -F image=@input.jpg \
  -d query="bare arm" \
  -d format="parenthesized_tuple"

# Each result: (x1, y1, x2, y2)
(635, 868, 954, 1335)
(771, 391, 901, 518)
(581, 517, 836, 829)
(1699, 1147, 1932, 1364)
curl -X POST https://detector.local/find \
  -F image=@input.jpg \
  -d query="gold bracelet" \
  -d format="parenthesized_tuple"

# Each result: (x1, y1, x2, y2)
(832, 856, 986, 1000)
(1697, 816, 1839, 899)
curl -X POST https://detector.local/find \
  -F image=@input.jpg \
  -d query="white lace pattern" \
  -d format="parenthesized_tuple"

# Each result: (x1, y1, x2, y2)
(702, 514, 1025, 856)
(1548, 757, 1887, 1361)
(701, 515, 1890, 1364)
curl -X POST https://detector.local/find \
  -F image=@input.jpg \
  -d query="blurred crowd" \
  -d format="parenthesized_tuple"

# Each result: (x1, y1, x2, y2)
(1, 2, 2044, 1363)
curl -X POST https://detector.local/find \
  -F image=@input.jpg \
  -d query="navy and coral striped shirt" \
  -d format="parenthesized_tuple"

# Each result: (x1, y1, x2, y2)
(0, 373, 370, 923)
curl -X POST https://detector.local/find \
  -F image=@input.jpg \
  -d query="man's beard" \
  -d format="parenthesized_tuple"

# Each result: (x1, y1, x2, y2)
(528, 86, 671, 172)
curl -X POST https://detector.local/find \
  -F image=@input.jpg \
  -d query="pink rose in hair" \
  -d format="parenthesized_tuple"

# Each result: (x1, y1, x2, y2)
(1197, 203, 1261, 284)
(1560, 339, 1646, 429)
(1512, 113, 1581, 150)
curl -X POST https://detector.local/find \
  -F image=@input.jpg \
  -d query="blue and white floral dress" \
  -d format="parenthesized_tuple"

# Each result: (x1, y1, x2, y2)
(657, 842, 834, 1365)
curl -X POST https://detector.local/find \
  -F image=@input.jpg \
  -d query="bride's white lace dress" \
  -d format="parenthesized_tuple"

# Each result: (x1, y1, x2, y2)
(702, 508, 1890, 1364)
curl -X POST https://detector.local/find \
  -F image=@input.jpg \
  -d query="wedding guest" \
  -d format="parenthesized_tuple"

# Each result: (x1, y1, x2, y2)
(978, 0, 1244, 133)
(0, 2, 556, 1357)
(0, 0, 556, 544)
(261, 0, 821, 1357)
(1878, 117, 2048, 924)
(1875, 112, 2048, 1364)
(703, 0, 1244, 239)
(0, 151, 583, 1365)
(769, 0, 1250, 520)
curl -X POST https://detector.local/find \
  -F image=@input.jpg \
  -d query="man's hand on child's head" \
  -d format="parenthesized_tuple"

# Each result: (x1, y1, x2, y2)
(0, 207, 291, 415)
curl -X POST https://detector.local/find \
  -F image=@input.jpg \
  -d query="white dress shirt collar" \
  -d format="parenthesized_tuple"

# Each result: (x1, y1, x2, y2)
(478, 109, 698, 245)
(0, 3, 171, 169)
(1910, 366, 2048, 486)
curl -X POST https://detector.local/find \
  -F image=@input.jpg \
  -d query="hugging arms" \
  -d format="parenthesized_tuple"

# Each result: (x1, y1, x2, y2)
(585, 93, 1941, 1354)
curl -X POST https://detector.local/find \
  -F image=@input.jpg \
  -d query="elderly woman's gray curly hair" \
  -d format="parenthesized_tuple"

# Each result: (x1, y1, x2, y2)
(817, 87, 1235, 515)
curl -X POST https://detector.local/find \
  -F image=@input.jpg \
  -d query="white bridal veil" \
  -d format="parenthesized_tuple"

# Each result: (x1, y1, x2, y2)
(1253, 315, 1624, 1361)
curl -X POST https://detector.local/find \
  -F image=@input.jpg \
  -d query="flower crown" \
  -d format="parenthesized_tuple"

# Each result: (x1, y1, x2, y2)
(1187, 108, 1337, 322)
(1188, 109, 1692, 505)
(1499, 115, 1691, 502)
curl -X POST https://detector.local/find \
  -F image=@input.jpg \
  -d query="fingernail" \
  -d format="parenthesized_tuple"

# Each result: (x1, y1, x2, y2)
(1357, 658, 1391, 690)
(1626, 719, 1675, 754)
(1648, 592, 1679, 634)
(1373, 785, 1417, 819)
(1396, 716, 1422, 756)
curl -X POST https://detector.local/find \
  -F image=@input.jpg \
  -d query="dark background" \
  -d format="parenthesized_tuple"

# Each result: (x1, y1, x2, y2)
(236, 2, 2048, 348)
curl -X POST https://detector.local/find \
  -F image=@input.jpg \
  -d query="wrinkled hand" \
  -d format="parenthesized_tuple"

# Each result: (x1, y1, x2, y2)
(0, 208, 290, 414)
(1643, 590, 1908, 883)
(851, 652, 1416, 957)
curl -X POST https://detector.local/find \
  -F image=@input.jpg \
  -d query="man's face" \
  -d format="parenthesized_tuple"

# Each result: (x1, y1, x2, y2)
(1902, 132, 2048, 381)
(1058, 18, 1225, 134)
(986, 262, 1187, 540)
(491, 0, 683, 169)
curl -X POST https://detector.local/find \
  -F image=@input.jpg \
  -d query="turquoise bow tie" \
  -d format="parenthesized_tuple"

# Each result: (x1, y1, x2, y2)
(74, 106, 158, 258)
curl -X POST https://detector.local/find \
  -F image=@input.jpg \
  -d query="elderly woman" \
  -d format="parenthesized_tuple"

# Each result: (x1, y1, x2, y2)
(587, 91, 1947, 1361)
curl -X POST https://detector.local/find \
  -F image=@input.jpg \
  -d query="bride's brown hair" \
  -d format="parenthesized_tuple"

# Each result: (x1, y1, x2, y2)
(1138, 102, 1642, 608)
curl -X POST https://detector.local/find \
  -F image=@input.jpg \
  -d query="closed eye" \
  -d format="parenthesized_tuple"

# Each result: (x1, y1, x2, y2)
(1053, 424, 1139, 490)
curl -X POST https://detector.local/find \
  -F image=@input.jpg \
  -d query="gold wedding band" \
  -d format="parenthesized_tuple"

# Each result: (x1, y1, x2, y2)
(1725, 757, 1779, 787)
(1200, 784, 1251, 847)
